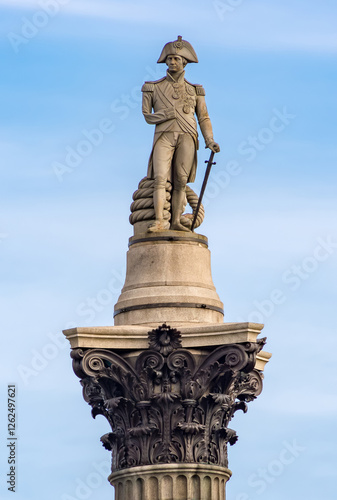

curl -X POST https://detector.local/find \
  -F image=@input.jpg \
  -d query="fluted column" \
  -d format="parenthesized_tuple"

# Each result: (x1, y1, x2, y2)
(109, 464, 231, 500)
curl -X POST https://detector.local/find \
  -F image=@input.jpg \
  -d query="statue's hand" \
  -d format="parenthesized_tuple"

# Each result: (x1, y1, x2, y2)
(207, 141, 220, 153)
(165, 107, 176, 120)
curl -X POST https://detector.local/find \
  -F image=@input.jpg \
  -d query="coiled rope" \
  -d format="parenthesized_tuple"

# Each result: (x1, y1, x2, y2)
(129, 177, 204, 229)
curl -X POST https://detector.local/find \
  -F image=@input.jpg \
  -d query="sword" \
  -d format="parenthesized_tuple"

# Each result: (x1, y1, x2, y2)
(191, 150, 216, 232)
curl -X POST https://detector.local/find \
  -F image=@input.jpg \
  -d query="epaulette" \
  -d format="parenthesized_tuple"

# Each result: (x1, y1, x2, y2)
(141, 82, 154, 92)
(185, 79, 206, 96)
(141, 76, 166, 92)
(195, 85, 205, 96)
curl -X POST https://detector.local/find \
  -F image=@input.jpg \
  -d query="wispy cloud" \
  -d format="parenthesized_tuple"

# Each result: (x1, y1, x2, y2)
(2, 0, 337, 52)
(0, 0, 213, 24)
(208, 1, 337, 53)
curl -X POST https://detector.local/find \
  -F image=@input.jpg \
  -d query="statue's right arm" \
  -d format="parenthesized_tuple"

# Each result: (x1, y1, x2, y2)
(141, 88, 176, 125)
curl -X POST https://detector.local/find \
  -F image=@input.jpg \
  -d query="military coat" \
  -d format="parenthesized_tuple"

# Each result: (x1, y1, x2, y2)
(141, 70, 215, 183)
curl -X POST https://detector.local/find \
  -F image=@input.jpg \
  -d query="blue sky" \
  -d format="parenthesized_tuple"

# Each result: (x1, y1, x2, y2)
(1, 1, 336, 499)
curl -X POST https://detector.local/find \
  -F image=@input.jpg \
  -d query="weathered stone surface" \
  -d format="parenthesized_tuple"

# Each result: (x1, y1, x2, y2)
(141, 36, 220, 233)
(63, 321, 270, 365)
(130, 180, 205, 235)
(114, 232, 224, 325)
(109, 463, 231, 500)
(70, 324, 267, 500)
(63, 35, 272, 500)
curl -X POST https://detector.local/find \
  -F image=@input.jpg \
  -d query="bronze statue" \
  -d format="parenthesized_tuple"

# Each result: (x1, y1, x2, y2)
(141, 36, 220, 232)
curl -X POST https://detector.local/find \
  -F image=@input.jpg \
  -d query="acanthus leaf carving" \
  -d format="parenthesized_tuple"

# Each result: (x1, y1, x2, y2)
(71, 324, 266, 472)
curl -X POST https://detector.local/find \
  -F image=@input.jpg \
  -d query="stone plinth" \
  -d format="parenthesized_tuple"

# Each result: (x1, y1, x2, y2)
(109, 463, 231, 500)
(64, 230, 271, 500)
(114, 232, 224, 326)
(64, 321, 269, 351)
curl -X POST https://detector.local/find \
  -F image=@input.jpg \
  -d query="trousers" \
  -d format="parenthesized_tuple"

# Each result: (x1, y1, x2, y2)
(152, 132, 195, 189)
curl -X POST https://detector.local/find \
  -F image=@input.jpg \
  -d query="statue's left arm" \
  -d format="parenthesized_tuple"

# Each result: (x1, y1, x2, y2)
(195, 90, 220, 153)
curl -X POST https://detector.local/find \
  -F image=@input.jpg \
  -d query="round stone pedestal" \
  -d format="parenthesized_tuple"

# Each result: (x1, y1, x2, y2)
(114, 231, 224, 326)
(109, 463, 232, 500)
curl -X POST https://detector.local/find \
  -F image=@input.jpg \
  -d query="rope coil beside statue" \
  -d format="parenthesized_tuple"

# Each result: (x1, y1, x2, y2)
(130, 177, 204, 230)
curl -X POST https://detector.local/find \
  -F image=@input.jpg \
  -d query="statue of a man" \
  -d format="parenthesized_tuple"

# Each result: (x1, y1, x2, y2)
(141, 36, 220, 232)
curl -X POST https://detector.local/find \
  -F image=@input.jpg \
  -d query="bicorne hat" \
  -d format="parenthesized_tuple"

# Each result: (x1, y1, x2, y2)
(157, 36, 198, 64)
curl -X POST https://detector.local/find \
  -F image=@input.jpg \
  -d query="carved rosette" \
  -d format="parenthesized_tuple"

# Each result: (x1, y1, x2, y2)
(71, 324, 266, 472)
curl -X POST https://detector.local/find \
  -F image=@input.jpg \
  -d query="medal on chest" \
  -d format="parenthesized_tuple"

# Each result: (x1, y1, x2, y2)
(171, 83, 195, 113)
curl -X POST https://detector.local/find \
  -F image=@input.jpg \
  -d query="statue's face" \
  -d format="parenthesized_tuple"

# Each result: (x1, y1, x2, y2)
(166, 55, 184, 73)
